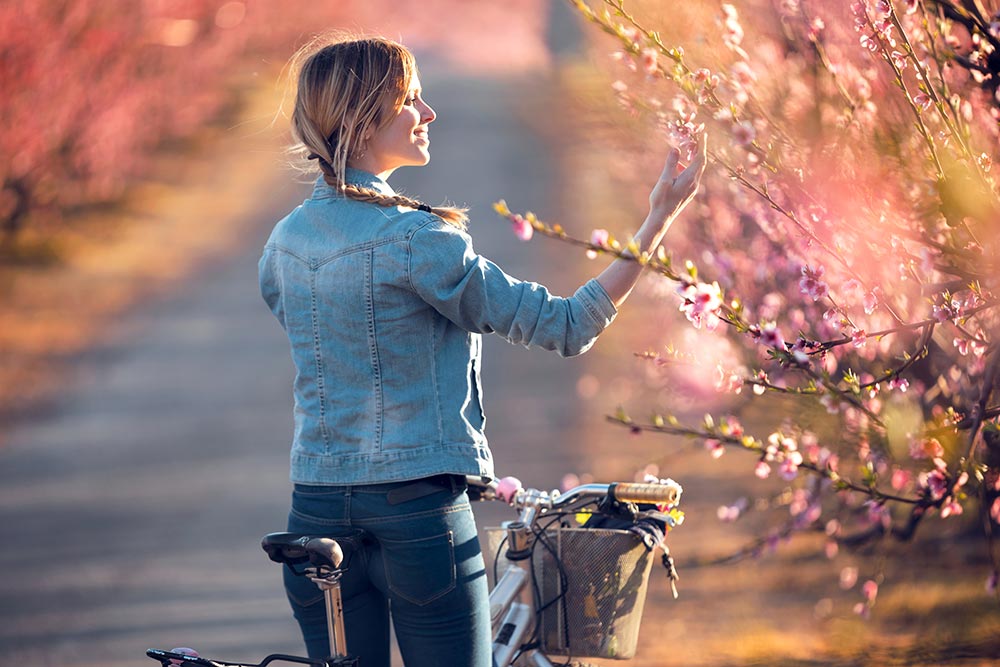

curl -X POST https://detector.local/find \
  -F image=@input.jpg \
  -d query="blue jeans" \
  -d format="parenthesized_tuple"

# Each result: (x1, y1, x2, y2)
(283, 477, 492, 667)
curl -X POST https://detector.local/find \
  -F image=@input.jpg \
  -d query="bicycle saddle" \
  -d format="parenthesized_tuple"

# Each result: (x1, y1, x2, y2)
(261, 532, 344, 569)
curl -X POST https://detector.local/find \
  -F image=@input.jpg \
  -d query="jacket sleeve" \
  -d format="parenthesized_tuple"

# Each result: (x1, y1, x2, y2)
(407, 216, 617, 357)
(258, 247, 285, 327)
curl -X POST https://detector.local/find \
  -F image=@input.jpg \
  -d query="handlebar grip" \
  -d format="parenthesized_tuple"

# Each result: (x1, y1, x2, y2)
(496, 476, 523, 504)
(609, 482, 681, 505)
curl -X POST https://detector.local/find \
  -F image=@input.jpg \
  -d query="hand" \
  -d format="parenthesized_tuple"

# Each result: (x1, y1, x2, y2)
(648, 136, 707, 222)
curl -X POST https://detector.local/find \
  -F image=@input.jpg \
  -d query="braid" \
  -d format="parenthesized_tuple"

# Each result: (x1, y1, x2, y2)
(308, 154, 468, 228)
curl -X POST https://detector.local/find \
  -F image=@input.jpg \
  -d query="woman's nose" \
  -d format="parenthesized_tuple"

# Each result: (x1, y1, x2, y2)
(420, 99, 436, 124)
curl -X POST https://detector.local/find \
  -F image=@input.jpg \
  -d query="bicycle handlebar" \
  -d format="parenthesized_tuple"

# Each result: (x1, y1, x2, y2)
(479, 476, 682, 511)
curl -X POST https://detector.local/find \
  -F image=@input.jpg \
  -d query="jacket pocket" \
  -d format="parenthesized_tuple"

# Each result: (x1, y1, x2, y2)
(381, 530, 456, 606)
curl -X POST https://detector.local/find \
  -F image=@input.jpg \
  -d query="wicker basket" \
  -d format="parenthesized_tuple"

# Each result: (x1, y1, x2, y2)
(485, 525, 654, 660)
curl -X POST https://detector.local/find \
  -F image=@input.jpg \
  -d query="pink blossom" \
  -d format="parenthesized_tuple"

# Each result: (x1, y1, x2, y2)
(865, 380, 880, 399)
(693, 68, 714, 86)
(978, 151, 993, 172)
(919, 468, 948, 501)
(721, 4, 746, 55)
(717, 496, 748, 522)
(754, 461, 771, 479)
(840, 566, 858, 589)
(809, 17, 825, 40)
(940, 499, 963, 518)
(863, 290, 878, 314)
(799, 265, 829, 301)
(910, 437, 944, 460)
(766, 431, 798, 460)
(789, 489, 809, 516)
(852, 329, 868, 348)
(640, 48, 658, 75)
(954, 337, 987, 357)
(621, 26, 642, 47)
(914, 93, 932, 110)
(560, 473, 580, 491)
(510, 214, 533, 241)
(759, 322, 785, 350)
(853, 602, 871, 619)
(825, 541, 839, 559)
(991, 497, 1000, 524)
(678, 281, 724, 330)
(586, 228, 609, 259)
(954, 337, 971, 356)
(705, 438, 725, 459)
(862, 579, 879, 602)
(891, 468, 911, 490)
(866, 501, 891, 528)
(888, 377, 909, 392)
(717, 504, 741, 521)
(730, 61, 757, 87)
(954, 471, 969, 491)
(732, 120, 756, 147)
(933, 302, 955, 323)
(725, 415, 744, 434)
(778, 445, 803, 479)
(715, 366, 744, 394)
(805, 504, 822, 523)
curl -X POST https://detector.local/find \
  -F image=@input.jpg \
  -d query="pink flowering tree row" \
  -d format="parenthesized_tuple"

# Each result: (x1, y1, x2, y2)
(497, 0, 1000, 612)
(1, 0, 422, 248)
(0, 0, 545, 253)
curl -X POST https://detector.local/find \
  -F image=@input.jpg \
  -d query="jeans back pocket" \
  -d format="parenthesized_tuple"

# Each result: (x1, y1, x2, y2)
(381, 530, 456, 606)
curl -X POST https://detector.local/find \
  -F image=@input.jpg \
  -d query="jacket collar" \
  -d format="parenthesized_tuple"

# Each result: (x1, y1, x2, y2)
(311, 168, 396, 200)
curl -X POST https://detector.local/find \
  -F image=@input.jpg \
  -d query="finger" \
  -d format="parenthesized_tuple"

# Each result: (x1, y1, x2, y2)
(681, 137, 703, 170)
(660, 148, 680, 182)
(695, 133, 708, 175)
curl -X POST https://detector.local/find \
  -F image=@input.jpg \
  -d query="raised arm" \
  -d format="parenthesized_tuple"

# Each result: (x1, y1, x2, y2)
(596, 138, 707, 307)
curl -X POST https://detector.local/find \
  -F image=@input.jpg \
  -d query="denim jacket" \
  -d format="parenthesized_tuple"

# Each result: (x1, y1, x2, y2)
(259, 169, 618, 484)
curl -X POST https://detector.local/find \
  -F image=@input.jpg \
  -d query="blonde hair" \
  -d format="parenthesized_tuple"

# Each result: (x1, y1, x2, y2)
(287, 34, 467, 227)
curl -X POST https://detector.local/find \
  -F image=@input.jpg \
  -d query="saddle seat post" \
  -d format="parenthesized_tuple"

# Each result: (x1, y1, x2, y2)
(308, 568, 348, 661)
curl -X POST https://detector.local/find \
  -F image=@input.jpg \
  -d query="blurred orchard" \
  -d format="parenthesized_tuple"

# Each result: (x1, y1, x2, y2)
(498, 0, 1000, 614)
(0, 0, 546, 252)
(6, 0, 999, 623)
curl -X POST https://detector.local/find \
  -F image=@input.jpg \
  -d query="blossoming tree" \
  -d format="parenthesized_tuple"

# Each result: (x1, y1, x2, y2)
(497, 0, 1000, 612)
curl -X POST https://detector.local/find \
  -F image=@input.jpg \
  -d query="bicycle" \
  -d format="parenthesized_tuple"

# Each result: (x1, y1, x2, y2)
(146, 474, 684, 667)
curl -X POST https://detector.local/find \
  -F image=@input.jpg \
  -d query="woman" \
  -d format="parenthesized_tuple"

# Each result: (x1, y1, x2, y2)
(259, 35, 705, 667)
